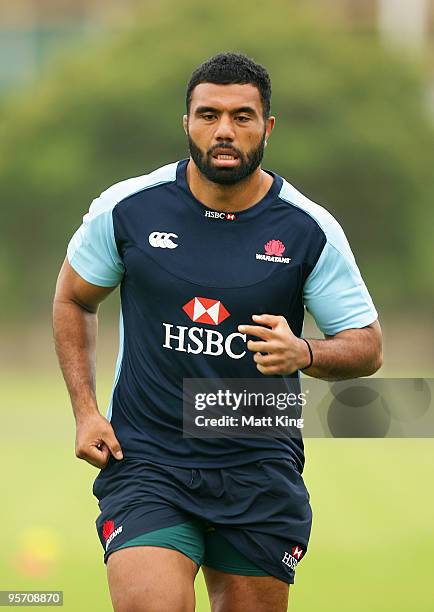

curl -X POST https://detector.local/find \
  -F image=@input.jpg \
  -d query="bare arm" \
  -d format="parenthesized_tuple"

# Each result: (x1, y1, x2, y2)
(301, 320, 382, 380)
(53, 258, 123, 467)
(239, 315, 383, 380)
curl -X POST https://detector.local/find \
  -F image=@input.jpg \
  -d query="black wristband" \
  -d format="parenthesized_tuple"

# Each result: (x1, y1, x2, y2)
(300, 338, 313, 370)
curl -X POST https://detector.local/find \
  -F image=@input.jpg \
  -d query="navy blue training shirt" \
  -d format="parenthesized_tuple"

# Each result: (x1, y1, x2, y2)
(67, 159, 378, 471)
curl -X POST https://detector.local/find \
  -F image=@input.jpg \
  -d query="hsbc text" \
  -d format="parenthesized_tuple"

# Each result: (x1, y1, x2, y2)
(204, 210, 236, 220)
(163, 324, 246, 359)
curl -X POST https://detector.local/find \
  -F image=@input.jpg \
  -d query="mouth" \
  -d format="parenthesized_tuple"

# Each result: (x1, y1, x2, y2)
(210, 148, 240, 167)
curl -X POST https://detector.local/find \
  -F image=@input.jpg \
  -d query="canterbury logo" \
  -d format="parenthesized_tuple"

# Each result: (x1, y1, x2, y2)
(148, 231, 178, 249)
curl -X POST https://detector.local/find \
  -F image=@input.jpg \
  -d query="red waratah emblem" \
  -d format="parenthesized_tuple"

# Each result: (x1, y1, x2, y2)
(183, 297, 230, 325)
(102, 520, 115, 541)
(264, 240, 286, 257)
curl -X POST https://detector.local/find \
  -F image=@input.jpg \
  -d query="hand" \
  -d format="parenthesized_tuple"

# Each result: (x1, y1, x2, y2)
(238, 314, 311, 375)
(75, 411, 124, 469)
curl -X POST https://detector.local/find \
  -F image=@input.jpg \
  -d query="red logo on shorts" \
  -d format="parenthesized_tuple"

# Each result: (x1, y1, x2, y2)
(264, 240, 286, 257)
(102, 520, 115, 541)
(291, 546, 304, 560)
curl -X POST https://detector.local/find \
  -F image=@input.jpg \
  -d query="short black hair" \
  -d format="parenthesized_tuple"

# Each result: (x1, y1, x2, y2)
(186, 52, 271, 119)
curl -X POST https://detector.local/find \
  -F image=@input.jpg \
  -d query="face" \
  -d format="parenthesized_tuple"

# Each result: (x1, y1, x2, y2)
(184, 83, 274, 185)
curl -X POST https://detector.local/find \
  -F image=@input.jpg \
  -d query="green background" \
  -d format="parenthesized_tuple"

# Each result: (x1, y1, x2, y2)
(2, 369, 434, 611)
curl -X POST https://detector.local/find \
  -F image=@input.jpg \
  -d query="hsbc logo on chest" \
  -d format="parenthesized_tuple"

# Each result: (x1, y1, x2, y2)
(183, 296, 230, 325)
(162, 297, 246, 359)
(204, 210, 236, 221)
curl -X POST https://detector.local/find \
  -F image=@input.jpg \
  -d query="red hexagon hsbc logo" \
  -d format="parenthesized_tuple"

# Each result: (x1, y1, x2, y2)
(292, 546, 304, 560)
(182, 297, 230, 326)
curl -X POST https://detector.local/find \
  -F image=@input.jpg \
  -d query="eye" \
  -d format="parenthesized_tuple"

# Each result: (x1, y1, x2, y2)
(202, 114, 216, 121)
(236, 115, 250, 123)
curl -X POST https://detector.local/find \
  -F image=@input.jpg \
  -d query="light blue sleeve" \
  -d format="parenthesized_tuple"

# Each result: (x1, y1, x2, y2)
(67, 192, 124, 287)
(278, 178, 378, 336)
(66, 163, 179, 286)
(303, 224, 378, 336)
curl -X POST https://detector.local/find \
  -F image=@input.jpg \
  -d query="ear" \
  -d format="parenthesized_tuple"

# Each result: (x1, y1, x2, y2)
(265, 116, 275, 144)
(182, 115, 188, 135)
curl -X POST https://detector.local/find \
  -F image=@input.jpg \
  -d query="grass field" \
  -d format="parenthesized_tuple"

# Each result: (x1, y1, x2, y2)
(1, 369, 434, 611)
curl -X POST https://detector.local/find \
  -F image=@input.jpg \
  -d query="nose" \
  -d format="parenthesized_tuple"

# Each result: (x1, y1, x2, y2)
(214, 114, 235, 141)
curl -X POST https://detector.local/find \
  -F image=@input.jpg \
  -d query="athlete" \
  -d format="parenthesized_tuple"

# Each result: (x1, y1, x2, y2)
(53, 53, 382, 612)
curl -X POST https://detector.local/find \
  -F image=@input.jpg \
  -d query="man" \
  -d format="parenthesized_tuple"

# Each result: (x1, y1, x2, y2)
(53, 52, 382, 612)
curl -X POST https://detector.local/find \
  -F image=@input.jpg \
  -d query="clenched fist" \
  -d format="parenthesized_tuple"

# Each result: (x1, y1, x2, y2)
(75, 411, 124, 469)
(238, 314, 311, 375)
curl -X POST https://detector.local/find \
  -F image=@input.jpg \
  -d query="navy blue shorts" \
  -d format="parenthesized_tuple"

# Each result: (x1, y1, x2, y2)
(93, 455, 312, 584)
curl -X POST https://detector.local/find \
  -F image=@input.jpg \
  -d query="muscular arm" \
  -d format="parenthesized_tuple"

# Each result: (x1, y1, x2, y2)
(240, 315, 383, 381)
(301, 319, 383, 380)
(53, 258, 123, 467)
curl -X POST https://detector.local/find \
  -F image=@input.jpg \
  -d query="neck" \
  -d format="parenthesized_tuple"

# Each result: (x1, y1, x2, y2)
(186, 158, 274, 212)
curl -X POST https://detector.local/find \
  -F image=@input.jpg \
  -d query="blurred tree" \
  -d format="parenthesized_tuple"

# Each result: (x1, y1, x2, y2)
(0, 0, 432, 319)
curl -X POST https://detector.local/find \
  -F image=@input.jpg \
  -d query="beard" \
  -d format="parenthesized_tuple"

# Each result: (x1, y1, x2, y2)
(187, 131, 266, 186)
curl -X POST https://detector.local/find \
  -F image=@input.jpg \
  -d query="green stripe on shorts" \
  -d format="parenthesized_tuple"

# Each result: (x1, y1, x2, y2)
(117, 521, 205, 566)
(203, 529, 270, 576)
(115, 521, 269, 576)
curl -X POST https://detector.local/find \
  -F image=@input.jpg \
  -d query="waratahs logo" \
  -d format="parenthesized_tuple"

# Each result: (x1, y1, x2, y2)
(265, 240, 285, 256)
(256, 239, 291, 264)
(162, 297, 246, 359)
(102, 520, 115, 541)
(102, 519, 123, 551)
